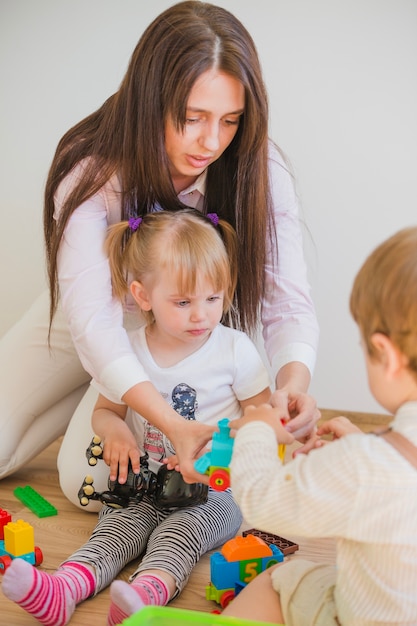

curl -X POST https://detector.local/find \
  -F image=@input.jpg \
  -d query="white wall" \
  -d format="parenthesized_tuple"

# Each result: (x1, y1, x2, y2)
(1, 0, 416, 414)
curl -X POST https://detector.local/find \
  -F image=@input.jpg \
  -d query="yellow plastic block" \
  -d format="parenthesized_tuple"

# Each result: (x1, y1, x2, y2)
(4, 519, 35, 556)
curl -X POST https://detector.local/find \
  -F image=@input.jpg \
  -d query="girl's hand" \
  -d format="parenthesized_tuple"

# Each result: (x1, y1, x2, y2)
(92, 395, 140, 483)
(229, 404, 295, 446)
(163, 454, 180, 471)
(100, 419, 141, 483)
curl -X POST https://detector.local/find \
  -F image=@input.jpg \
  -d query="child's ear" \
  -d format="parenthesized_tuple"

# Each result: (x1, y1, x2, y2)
(130, 280, 152, 311)
(370, 332, 408, 379)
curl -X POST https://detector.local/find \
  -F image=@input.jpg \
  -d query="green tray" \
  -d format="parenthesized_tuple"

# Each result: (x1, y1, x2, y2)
(122, 606, 283, 625)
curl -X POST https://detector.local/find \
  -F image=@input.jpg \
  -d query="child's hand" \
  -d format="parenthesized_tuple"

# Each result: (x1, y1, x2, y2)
(229, 404, 295, 446)
(101, 420, 141, 483)
(317, 416, 362, 440)
(163, 454, 180, 471)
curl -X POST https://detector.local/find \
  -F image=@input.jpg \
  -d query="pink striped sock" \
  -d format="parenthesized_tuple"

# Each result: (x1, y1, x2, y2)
(2, 558, 95, 626)
(107, 574, 170, 626)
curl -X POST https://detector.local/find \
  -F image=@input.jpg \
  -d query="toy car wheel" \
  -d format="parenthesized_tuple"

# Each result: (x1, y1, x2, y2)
(34, 546, 43, 566)
(0, 554, 13, 573)
(209, 469, 230, 491)
(220, 590, 235, 608)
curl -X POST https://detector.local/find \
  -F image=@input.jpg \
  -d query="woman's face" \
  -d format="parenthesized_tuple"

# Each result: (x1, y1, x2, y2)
(165, 70, 245, 193)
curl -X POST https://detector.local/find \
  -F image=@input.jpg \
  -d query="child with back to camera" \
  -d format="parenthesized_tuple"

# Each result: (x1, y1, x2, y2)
(223, 226, 417, 625)
(2, 209, 272, 626)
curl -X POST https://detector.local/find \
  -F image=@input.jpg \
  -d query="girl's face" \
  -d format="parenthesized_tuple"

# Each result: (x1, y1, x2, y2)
(165, 70, 245, 193)
(131, 270, 225, 351)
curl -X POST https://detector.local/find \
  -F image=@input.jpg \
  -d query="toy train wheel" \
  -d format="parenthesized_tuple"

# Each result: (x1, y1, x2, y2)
(34, 546, 43, 566)
(209, 469, 230, 491)
(220, 589, 235, 608)
(0, 554, 13, 573)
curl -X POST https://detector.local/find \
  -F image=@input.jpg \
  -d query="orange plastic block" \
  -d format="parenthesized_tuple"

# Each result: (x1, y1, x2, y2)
(4, 519, 35, 556)
(221, 534, 272, 561)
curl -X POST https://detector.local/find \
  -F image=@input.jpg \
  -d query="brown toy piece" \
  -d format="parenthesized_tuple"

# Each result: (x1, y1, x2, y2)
(242, 528, 299, 556)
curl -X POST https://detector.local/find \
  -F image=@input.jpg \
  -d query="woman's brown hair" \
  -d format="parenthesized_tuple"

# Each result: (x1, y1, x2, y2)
(44, 1, 274, 335)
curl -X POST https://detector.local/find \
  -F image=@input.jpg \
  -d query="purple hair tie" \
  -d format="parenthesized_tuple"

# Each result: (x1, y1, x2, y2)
(128, 217, 143, 231)
(207, 213, 219, 227)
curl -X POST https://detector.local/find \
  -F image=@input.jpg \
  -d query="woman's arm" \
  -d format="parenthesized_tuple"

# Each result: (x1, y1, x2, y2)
(262, 145, 320, 440)
(56, 171, 214, 483)
(122, 382, 214, 484)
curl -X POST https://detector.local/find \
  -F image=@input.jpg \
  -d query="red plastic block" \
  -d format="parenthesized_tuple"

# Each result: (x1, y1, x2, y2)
(0, 509, 12, 540)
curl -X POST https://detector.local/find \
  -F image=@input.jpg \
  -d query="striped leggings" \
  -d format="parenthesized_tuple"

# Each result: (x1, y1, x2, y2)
(66, 488, 242, 596)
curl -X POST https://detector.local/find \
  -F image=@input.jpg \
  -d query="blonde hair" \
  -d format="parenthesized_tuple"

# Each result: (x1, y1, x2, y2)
(106, 209, 238, 324)
(350, 226, 417, 375)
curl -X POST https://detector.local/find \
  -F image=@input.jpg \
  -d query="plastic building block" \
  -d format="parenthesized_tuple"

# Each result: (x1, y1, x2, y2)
(221, 534, 274, 561)
(4, 519, 34, 556)
(242, 528, 299, 556)
(0, 514, 43, 573)
(122, 605, 282, 625)
(14, 485, 57, 517)
(206, 535, 283, 608)
(194, 419, 234, 490)
(0, 508, 12, 540)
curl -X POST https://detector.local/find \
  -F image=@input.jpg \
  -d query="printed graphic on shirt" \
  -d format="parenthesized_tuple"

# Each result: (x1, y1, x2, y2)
(144, 383, 198, 461)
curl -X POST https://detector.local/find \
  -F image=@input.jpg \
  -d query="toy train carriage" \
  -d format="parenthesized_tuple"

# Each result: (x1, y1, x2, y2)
(0, 514, 43, 573)
(194, 418, 234, 491)
(206, 534, 284, 608)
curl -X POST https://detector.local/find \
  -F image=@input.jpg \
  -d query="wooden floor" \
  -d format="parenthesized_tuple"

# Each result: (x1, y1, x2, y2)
(1, 409, 391, 625)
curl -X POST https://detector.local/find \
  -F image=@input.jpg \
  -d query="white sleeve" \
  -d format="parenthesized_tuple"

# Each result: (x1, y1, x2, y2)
(262, 143, 319, 377)
(231, 331, 272, 400)
(55, 177, 150, 403)
(230, 421, 355, 538)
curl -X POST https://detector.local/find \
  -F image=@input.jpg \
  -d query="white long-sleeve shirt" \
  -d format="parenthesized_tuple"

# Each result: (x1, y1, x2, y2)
(230, 401, 417, 625)
(55, 143, 319, 402)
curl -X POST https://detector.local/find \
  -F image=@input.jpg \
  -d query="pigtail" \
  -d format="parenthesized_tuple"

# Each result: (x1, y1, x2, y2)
(105, 221, 133, 300)
(217, 219, 238, 300)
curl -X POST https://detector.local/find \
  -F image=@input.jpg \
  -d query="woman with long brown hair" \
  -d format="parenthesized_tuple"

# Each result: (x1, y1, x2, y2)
(0, 1, 319, 509)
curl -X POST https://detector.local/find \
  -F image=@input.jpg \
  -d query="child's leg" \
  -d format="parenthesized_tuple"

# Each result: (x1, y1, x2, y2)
(108, 569, 176, 626)
(107, 489, 242, 624)
(221, 564, 284, 624)
(72, 497, 162, 591)
(2, 558, 95, 626)
(2, 498, 162, 626)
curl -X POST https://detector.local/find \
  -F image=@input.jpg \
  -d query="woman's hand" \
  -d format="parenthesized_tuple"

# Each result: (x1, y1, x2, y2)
(167, 419, 216, 484)
(270, 388, 321, 441)
(229, 404, 295, 446)
(273, 362, 320, 443)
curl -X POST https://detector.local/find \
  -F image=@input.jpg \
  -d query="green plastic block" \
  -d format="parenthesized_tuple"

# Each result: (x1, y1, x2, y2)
(122, 606, 282, 625)
(14, 486, 57, 518)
